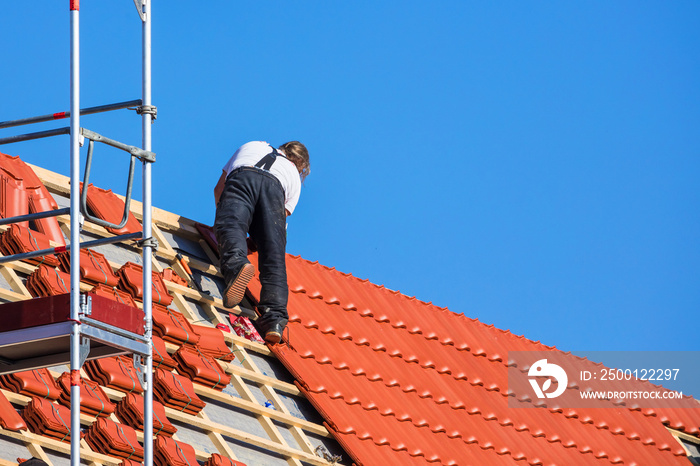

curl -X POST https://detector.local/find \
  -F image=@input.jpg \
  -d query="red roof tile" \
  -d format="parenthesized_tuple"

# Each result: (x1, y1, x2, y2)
(153, 368, 205, 415)
(0, 224, 59, 267)
(56, 372, 116, 418)
(0, 389, 26, 432)
(85, 417, 144, 462)
(84, 356, 144, 394)
(173, 345, 231, 390)
(0, 369, 61, 401)
(204, 453, 247, 466)
(191, 324, 236, 361)
(57, 248, 120, 287)
(154, 435, 199, 466)
(83, 183, 142, 235)
(152, 305, 200, 346)
(115, 392, 177, 437)
(22, 397, 74, 443)
(0, 152, 65, 245)
(246, 253, 700, 466)
(117, 262, 173, 306)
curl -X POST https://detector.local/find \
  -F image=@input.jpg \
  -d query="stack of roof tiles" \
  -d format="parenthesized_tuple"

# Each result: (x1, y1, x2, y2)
(173, 346, 231, 390)
(154, 435, 199, 466)
(82, 183, 142, 236)
(21, 398, 73, 443)
(153, 368, 206, 415)
(57, 248, 120, 287)
(115, 393, 178, 437)
(117, 261, 173, 307)
(25, 264, 70, 297)
(84, 356, 144, 394)
(56, 373, 116, 418)
(0, 369, 61, 400)
(84, 417, 144, 463)
(0, 225, 59, 267)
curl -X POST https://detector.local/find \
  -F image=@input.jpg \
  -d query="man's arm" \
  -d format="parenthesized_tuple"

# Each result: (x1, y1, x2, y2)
(214, 170, 226, 205)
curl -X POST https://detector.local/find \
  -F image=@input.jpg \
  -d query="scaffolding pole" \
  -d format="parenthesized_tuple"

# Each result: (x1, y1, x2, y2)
(140, 2, 155, 465)
(68, 0, 82, 464)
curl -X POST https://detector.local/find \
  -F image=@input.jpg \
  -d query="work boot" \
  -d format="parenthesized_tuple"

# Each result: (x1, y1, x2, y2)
(255, 307, 288, 344)
(261, 318, 288, 344)
(223, 262, 254, 308)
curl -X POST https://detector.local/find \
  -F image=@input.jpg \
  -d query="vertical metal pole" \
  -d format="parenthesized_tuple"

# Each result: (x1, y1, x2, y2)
(68, 1, 81, 465)
(141, 2, 155, 466)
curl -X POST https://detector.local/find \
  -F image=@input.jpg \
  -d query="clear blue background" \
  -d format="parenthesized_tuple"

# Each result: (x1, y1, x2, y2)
(2, 3, 698, 390)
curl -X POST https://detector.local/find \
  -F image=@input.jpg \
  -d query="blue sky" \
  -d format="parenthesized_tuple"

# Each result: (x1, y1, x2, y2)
(2, 3, 698, 392)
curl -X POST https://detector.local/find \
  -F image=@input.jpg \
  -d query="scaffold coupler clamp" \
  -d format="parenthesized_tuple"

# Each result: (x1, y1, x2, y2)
(137, 236, 159, 253)
(129, 104, 157, 122)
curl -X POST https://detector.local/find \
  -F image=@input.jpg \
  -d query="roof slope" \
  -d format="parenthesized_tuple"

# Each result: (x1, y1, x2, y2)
(246, 253, 700, 466)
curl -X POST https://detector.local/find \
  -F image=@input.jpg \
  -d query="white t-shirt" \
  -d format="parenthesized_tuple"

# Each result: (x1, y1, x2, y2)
(222, 141, 302, 215)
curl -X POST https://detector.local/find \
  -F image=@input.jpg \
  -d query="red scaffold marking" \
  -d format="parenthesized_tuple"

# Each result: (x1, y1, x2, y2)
(54, 246, 67, 253)
(70, 0, 79, 11)
(70, 369, 80, 387)
(53, 112, 67, 120)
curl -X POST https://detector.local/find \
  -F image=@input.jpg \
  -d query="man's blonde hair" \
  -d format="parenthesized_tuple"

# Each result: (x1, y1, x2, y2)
(279, 141, 310, 181)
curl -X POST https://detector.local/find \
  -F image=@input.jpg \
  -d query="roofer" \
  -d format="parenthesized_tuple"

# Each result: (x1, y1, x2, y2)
(214, 141, 310, 343)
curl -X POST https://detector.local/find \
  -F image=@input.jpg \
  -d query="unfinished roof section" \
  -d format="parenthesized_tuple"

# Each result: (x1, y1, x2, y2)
(0, 154, 347, 466)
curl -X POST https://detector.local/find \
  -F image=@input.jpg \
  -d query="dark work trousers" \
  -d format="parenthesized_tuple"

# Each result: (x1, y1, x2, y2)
(214, 167, 288, 324)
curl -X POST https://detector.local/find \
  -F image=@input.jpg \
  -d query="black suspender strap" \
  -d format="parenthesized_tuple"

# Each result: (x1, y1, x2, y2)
(254, 146, 280, 171)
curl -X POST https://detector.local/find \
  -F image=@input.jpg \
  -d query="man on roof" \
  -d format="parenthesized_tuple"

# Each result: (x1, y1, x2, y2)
(214, 140, 310, 344)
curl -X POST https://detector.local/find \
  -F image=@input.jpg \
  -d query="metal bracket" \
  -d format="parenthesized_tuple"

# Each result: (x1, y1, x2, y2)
(137, 236, 159, 252)
(129, 104, 157, 123)
(133, 0, 147, 22)
(80, 294, 93, 316)
(79, 337, 91, 367)
(133, 354, 146, 389)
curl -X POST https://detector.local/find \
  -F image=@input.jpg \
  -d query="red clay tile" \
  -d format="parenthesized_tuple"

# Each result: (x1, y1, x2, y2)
(253, 253, 700, 466)
(56, 372, 115, 418)
(154, 435, 198, 466)
(153, 368, 205, 415)
(83, 183, 142, 235)
(191, 324, 235, 361)
(162, 267, 188, 287)
(117, 262, 173, 306)
(0, 389, 26, 432)
(152, 305, 200, 346)
(0, 152, 65, 245)
(0, 369, 61, 401)
(84, 356, 144, 394)
(90, 283, 138, 307)
(152, 335, 178, 371)
(26, 265, 70, 297)
(22, 397, 74, 443)
(115, 392, 177, 437)
(0, 224, 59, 267)
(57, 248, 119, 287)
(85, 417, 144, 461)
(173, 346, 231, 391)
